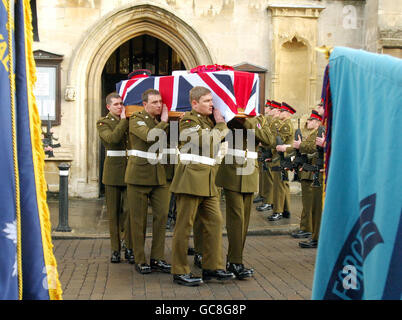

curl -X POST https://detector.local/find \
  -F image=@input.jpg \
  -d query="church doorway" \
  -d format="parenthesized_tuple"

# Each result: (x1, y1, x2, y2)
(99, 35, 186, 196)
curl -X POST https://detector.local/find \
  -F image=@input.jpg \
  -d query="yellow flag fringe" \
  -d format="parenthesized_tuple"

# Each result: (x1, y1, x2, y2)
(23, 0, 63, 300)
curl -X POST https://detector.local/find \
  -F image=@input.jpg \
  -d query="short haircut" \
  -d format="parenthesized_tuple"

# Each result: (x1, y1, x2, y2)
(142, 89, 161, 103)
(106, 92, 121, 106)
(189, 86, 211, 104)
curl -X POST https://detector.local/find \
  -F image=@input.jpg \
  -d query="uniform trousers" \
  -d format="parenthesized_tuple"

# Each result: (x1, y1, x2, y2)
(225, 190, 253, 264)
(105, 185, 128, 252)
(192, 210, 203, 254)
(127, 183, 169, 264)
(300, 180, 313, 233)
(311, 174, 323, 241)
(261, 166, 274, 204)
(272, 168, 291, 213)
(171, 194, 224, 275)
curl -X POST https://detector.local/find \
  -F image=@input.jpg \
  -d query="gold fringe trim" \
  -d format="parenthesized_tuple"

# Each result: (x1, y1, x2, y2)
(23, 0, 63, 300)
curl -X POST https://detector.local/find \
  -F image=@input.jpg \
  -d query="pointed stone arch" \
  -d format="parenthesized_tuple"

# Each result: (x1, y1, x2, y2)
(66, 4, 213, 196)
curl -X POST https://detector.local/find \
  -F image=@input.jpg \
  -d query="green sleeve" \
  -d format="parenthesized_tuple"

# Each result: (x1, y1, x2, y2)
(97, 118, 128, 144)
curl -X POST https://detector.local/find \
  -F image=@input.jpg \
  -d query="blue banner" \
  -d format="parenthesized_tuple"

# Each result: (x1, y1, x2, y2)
(0, 0, 19, 300)
(312, 47, 402, 300)
(0, 0, 62, 300)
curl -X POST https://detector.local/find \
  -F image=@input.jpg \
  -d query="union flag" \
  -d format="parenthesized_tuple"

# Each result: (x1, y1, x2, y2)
(116, 70, 259, 122)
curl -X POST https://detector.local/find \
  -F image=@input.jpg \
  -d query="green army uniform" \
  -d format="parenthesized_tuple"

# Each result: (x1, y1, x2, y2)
(96, 113, 131, 253)
(297, 128, 319, 234)
(259, 115, 275, 204)
(170, 109, 228, 275)
(216, 115, 275, 266)
(125, 110, 170, 265)
(272, 118, 294, 214)
(299, 126, 324, 242)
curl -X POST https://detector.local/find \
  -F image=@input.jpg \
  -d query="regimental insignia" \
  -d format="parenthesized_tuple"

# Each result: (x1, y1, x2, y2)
(137, 121, 146, 126)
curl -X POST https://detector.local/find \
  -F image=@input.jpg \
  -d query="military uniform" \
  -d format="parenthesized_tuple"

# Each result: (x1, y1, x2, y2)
(125, 110, 170, 266)
(96, 112, 131, 255)
(271, 118, 294, 215)
(216, 115, 274, 276)
(297, 128, 318, 234)
(170, 110, 228, 275)
(258, 115, 278, 206)
(299, 126, 324, 247)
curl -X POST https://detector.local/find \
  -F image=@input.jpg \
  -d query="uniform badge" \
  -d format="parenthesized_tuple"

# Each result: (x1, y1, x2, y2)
(137, 121, 146, 126)
(257, 123, 262, 129)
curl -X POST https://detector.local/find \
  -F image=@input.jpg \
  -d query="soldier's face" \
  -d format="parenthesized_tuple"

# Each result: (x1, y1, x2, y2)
(106, 97, 124, 117)
(144, 94, 163, 117)
(192, 93, 214, 116)
(317, 105, 324, 117)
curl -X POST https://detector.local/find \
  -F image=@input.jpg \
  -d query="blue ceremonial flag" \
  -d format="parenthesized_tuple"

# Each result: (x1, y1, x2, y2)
(0, 0, 19, 300)
(312, 47, 402, 300)
(0, 0, 62, 300)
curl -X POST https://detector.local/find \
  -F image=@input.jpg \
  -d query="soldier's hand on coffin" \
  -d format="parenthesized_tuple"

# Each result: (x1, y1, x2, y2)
(161, 103, 169, 122)
(120, 106, 126, 119)
(213, 107, 225, 123)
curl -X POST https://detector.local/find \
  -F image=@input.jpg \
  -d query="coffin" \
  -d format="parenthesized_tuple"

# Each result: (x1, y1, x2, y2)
(117, 70, 259, 122)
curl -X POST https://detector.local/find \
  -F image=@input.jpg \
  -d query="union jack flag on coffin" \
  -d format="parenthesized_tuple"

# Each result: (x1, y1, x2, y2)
(116, 70, 260, 122)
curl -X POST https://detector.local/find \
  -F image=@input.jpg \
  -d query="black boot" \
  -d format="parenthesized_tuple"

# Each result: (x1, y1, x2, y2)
(173, 274, 203, 286)
(227, 263, 253, 280)
(110, 251, 120, 263)
(282, 211, 291, 219)
(256, 203, 273, 211)
(125, 249, 135, 264)
(150, 259, 171, 273)
(267, 212, 282, 221)
(202, 269, 235, 281)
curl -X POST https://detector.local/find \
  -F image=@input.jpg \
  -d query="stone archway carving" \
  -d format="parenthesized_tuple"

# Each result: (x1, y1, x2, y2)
(66, 4, 213, 197)
(268, 4, 325, 116)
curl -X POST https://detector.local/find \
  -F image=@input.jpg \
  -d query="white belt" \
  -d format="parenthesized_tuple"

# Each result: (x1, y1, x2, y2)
(127, 148, 178, 160)
(107, 150, 126, 157)
(127, 149, 161, 160)
(179, 153, 216, 166)
(226, 149, 258, 159)
(162, 148, 178, 155)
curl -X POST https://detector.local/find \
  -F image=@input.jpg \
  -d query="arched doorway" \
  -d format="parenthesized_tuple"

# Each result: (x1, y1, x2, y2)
(99, 34, 186, 195)
(66, 4, 213, 198)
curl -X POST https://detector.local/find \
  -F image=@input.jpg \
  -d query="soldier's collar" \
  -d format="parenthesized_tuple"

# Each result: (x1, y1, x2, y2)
(191, 109, 208, 119)
(107, 112, 120, 121)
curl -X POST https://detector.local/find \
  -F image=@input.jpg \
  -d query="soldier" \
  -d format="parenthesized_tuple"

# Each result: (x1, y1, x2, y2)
(254, 99, 271, 205)
(125, 89, 171, 274)
(170, 86, 235, 286)
(299, 104, 325, 248)
(216, 114, 275, 279)
(256, 100, 281, 212)
(96, 92, 134, 264)
(278, 111, 321, 239)
(268, 102, 295, 221)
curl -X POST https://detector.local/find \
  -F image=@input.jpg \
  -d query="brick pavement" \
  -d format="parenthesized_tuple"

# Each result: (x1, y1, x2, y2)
(54, 234, 317, 300)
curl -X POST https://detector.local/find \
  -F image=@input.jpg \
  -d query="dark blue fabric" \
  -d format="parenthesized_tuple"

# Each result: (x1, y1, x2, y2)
(0, 1, 19, 300)
(14, 1, 49, 300)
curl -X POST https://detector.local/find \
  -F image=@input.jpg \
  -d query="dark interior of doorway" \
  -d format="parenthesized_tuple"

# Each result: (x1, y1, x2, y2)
(99, 34, 185, 196)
